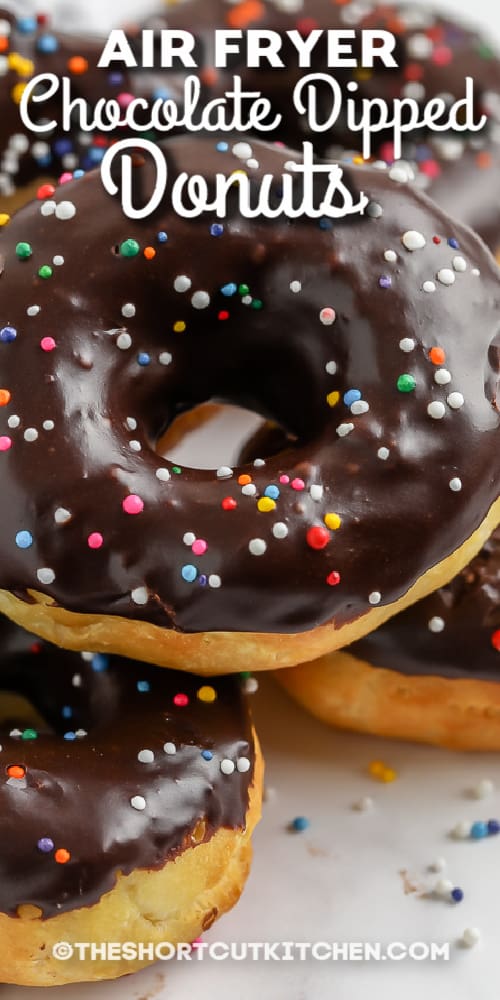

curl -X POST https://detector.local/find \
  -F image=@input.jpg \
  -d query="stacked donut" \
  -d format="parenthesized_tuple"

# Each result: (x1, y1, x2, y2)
(0, 0, 500, 987)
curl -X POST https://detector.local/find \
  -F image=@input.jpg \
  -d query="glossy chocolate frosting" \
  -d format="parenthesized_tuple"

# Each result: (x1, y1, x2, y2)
(352, 527, 500, 680)
(0, 613, 255, 918)
(0, 136, 499, 636)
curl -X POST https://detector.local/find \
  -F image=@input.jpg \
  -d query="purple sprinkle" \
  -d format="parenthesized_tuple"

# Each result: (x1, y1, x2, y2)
(37, 837, 54, 853)
(379, 275, 392, 289)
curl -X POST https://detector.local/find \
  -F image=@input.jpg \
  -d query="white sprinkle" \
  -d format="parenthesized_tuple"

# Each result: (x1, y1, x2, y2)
(43, 420, 54, 431)
(384, 250, 397, 263)
(24, 428, 38, 442)
(407, 33, 433, 59)
(263, 785, 276, 802)
(55, 200, 76, 220)
(253, 458, 265, 468)
(37, 568, 55, 585)
(310, 485, 323, 501)
(72, 674, 82, 687)
(129, 440, 141, 452)
(320, 307, 336, 326)
(121, 303, 136, 318)
(473, 778, 494, 799)
(290, 280, 302, 293)
(427, 401, 446, 420)
(402, 230, 426, 251)
(453, 256, 467, 273)
(159, 352, 172, 366)
(208, 574, 222, 589)
(389, 164, 411, 183)
(472, 268, 480, 277)
(237, 757, 251, 773)
(366, 201, 383, 219)
(191, 290, 210, 310)
(273, 522, 288, 540)
(242, 295, 252, 306)
(429, 858, 447, 873)
(449, 477, 462, 492)
(174, 275, 191, 293)
(9, 729, 22, 738)
(423, 280, 436, 293)
(27, 305, 40, 316)
(131, 586, 148, 605)
(377, 447, 390, 461)
(52, 255, 64, 267)
(249, 538, 267, 556)
(434, 369, 452, 386)
(325, 361, 337, 375)
(246, 158, 259, 169)
(428, 616, 445, 633)
(217, 466, 233, 479)
(80, 652, 93, 662)
(435, 878, 454, 897)
(138, 749, 154, 764)
(183, 532, 196, 546)
(337, 423, 355, 438)
(164, 742, 176, 755)
(462, 928, 481, 948)
(221, 758, 235, 775)
(437, 268, 455, 286)
(447, 392, 465, 410)
(353, 796, 373, 812)
(399, 338, 415, 353)
(351, 400, 369, 415)
(126, 417, 137, 431)
(40, 201, 56, 217)
(130, 795, 146, 811)
(243, 676, 259, 694)
(7, 415, 20, 429)
(232, 141, 253, 160)
(156, 468, 170, 483)
(242, 483, 257, 497)
(369, 591, 381, 606)
(54, 507, 72, 524)
(75, 729, 87, 738)
(452, 820, 471, 839)
(117, 333, 132, 350)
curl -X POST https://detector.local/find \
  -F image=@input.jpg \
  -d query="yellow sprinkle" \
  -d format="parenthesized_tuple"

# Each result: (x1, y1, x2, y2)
(0, 214, 10, 227)
(326, 391, 340, 408)
(11, 82, 27, 104)
(368, 760, 386, 778)
(355, 68, 373, 81)
(381, 768, 398, 783)
(173, 321, 186, 333)
(8, 52, 22, 70)
(197, 685, 217, 704)
(257, 497, 276, 513)
(324, 512, 341, 531)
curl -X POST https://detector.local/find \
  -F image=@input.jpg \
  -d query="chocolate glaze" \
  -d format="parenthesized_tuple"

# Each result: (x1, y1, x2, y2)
(352, 527, 500, 681)
(0, 136, 499, 636)
(0, 613, 255, 918)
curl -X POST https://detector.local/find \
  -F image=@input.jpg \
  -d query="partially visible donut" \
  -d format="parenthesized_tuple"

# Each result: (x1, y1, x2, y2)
(276, 528, 500, 751)
(0, 136, 499, 674)
(0, 613, 262, 986)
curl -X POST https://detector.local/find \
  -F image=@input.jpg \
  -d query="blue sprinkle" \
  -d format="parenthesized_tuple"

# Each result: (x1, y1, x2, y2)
(137, 353, 151, 367)
(488, 819, 500, 835)
(0, 327, 17, 343)
(199, 574, 208, 586)
(35, 154, 52, 168)
(37, 837, 54, 853)
(221, 283, 237, 297)
(182, 564, 198, 583)
(471, 820, 489, 839)
(64, 731, 76, 741)
(201, 750, 213, 761)
(91, 653, 109, 673)
(16, 16, 37, 32)
(62, 706, 73, 719)
(157, 231, 168, 243)
(36, 34, 59, 53)
(137, 680, 150, 693)
(73, 170, 85, 180)
(216, 142, 229, 152)
(15, 530, 33, 549)
(210, 224, 224, 237)
(88, 147, 105, 165)
(319, 218, 333, 231)
(153, 87, 172, 101)
(291, 816, 310, 832)
(344, 389, 362, 407)
(108, 72, 124, 86)
(53, 138, 73, 157)
(451, 887, 464, 903)
(264, 485, 280, 500)
(448, 238, 460, 249)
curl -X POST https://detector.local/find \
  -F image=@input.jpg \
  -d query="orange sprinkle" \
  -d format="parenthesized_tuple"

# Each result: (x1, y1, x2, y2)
(226, 0, 264, 29)
(143, 246, 156, 260)
(67, 56, 88, 75)
(429, 347, 446, 365)
(200, 67, 218, 87)
(55, 848, 71, 864)
(6, 765, 25, 780)
(238, 474, 252, 486)
(0, 389, 11, 406)
(0, 37, 9, 53)
(476, 151, 493, 170)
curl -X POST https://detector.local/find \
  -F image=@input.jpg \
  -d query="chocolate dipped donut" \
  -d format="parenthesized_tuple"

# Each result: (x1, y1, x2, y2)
(0, 613, 262, 985)
(0, 136, 500, 674)
(277, 528, 500, 751)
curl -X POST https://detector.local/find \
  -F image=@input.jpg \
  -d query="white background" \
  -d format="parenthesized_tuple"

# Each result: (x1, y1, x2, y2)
(4, 2, 500, 999)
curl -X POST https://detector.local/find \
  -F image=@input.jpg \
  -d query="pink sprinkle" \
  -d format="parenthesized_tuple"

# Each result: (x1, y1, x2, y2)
(59, 172, 73, 185)
(40, 337, 56, 352)
(118, 92, 134, 109)
(280, 475, 290, 485)
(173, 693, 189, 707)
(320, 307, 336, 326)
(432, 45, 452, 66)
(0, 436, 11, 451)
(291, 478, 305, 491)
(191, 938, 203, 951)
(420, 160, 442, 179)
(87, 532, 103, 549)
(192, 539, 207, 556)
(122, 494, 144, 515)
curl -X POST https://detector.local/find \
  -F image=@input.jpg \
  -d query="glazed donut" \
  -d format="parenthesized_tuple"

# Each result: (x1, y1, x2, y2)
(276, 528, 500, 751)
(0, 136, 500, 674)
(0, 613, 262, 986)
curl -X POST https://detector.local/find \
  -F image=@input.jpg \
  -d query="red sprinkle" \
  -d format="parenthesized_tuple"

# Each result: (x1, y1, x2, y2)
(492, 630, 500, 652)
(173, 693, 189, 707)
(37, 183, 56, 200)
(306, 526, 331, 550)
(326, 571, 341, 586)
(222, 497, 237, 511)
(432, 236, 442, 244)
(218, 311, 230, 321)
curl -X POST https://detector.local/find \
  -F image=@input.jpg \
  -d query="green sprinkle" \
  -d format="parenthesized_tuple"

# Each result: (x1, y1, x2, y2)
(397, 374, 416, 393)
(239, 284, 250, 296)
(240, 671, 251, 679)
(120, 239, 140, 258)
(16, 241, 32, 259)
(172, 465, 182, 475)
(251, 299, 263, 310)
(38, 265, 53, 279)
(478, 42, 494, 59)
(22, 728, 38, 741)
